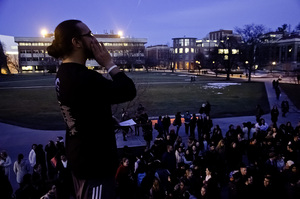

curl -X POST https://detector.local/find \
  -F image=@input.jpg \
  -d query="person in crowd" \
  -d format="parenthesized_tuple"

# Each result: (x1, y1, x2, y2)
(162, 115, 171, 135)
(115, 157, 135, 199)
(161, 145, 177, 175)
(47, 19, 136, 199)
(44, 140, 58, 180)
(173, 112, 182, 136)
(143, 119, 153, 150)
(28, 144, 37, 169)
(255, 118, 269, 140)
(211, 124, 223, 144)
(149, 177, 165, 199)
(197, 114, 205, 140)
(13, 153, 30, 186)
(259, 174, 278, 199)
(190, 113, 197, 138)
(55, 154, 74, 199)
(35, 144, 47, 181)
(271, 105, 280, 125)
(0, 165, 13, 199)
(204, 101, 211, 116)
(202, 166, 220, 199)
(183, 111, 191, 136)
(155, 115, 164, 138)
(255, 104, 264, 123)
(40, 184, 57, 199)
(14, 173, 39, 199)
(0, 150, 12, 179)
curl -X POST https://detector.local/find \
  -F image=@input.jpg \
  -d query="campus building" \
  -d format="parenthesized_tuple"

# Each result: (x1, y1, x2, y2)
(273, 35, 300, 71)
(145, 45, 171, 69)
(172, 37, 197, 70)
(14, 34, 147, 72)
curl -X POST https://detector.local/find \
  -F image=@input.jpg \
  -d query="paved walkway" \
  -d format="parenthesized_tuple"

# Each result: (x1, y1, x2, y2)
(0, 74, 299, 192)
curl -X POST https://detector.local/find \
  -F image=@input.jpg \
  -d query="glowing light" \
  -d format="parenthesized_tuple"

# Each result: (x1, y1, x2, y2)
(118, 31, 123, 37)
(41, 29, 48, 37)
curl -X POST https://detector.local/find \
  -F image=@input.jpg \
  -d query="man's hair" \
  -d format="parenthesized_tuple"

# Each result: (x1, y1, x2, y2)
(47, 19, 82, 59)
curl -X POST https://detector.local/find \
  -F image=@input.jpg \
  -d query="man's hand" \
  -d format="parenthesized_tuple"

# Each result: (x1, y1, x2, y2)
(90, 38, 114, 69)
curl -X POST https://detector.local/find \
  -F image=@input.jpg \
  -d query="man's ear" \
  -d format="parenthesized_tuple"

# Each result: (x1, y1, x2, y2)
(71, 37, 82, 48)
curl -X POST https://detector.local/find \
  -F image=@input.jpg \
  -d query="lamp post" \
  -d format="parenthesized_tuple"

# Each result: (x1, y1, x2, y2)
(272, 61, 276, 73)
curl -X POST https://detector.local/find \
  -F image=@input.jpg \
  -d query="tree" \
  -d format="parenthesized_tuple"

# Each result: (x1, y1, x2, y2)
(6, 54, 19, 73)
(194, 51, 206, 75)
(210, 35, 240, 80)
(0, 42, 11, 75)
(235, 24, 267, 82)
(295, 22, 300, 32)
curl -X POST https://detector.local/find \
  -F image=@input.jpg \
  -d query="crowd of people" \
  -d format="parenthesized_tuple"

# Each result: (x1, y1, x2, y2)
(1, 105, 300, 199)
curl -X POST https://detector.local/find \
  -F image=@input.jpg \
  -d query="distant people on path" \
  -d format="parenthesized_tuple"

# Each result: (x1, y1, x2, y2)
(272, 79, 281, 100)
(270, 105, 279, 125)
(255, 104, 264, 123)
(281, 99, 289, 117)
(47, 19, 136, 199)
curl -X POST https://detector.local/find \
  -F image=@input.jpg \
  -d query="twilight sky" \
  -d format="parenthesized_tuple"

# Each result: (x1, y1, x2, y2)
(0, 0, 299, 46)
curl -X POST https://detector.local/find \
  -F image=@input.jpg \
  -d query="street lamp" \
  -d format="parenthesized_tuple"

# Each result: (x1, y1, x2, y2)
(271, 61, 276, 73)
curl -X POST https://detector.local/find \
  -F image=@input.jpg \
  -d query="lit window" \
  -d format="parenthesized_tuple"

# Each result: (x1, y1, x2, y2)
(218, 49, 224, 54)
(233, 49, 239, 54)
(191, 48, 194, 53)
(179, 48, 183, 53)
(175, 48, 178, 53)
(179, 39, 184, 46)
(184, 39, 189, 46)
(185, 48, 189, 53)
(224, 49, 229, 54)
(22, 66, 33, 71)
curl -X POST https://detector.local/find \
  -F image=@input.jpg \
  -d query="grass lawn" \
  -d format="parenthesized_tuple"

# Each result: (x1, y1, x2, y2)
(279, 83, 300, 110)
(0, 72, 270, 130)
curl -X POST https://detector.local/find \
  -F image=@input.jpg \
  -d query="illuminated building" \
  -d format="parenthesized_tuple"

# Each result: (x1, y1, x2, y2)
(14, 33, 147, 72)
(172, 37, 197, 70)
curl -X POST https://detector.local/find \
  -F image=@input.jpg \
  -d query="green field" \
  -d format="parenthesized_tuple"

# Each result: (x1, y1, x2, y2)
(0, 71, 273, 130)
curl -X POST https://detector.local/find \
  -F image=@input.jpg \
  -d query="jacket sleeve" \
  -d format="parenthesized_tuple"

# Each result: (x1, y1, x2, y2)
(91, 71, 136, 105)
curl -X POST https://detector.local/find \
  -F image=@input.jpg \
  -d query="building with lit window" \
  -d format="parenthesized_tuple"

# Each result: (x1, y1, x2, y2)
(172, 37, 197, 70)
(145, 45, 171, 69)
(209, 29, 233, 41)
(14, 34, 147, 72)
(196, 39, 218, 59)
(270, 35, 300, 71)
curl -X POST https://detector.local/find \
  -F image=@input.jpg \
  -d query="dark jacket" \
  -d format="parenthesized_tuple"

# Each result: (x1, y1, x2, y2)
(55, 63, 136, 179)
